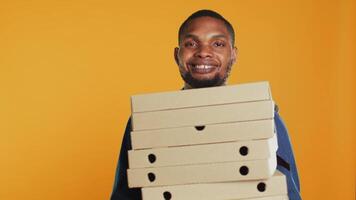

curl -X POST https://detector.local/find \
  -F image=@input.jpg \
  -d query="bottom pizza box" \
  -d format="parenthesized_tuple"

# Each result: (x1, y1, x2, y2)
(141, 170, 287, 200)
(232, 195, 288, 200)
(128, 156, 276, 188)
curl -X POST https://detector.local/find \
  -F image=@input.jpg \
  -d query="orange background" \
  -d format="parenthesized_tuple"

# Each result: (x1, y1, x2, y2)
(1, 0, 355, 199)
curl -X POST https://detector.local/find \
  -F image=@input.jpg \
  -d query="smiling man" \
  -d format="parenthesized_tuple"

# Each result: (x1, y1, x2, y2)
(175, 12, 237, 89)
(110, 10, 301, 200)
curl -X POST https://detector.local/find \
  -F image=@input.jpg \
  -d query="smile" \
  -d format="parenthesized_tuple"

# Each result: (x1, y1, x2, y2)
(195, 65, 214, 69)
(189, 64, 218, 74)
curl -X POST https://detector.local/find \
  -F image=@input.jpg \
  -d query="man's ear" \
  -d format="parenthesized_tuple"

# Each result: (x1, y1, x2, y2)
(174, 47, 180, 66)
(232, 47, 238, 65)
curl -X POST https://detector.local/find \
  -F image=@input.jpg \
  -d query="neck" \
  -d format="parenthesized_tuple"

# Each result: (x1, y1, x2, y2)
(183, 83, 193, 90)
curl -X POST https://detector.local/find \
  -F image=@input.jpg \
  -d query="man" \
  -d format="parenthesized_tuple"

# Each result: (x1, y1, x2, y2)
(110, 10, 302, 200)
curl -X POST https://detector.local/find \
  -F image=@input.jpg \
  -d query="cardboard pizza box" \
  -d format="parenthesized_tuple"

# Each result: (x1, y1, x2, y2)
(132, 100, 274, 131)
(131, 81, 271, 113)
(128, 134, 277, 168)
(127, 156, 277, 188)
(131, 119, 275, 150)
(141, 170, 287, 200)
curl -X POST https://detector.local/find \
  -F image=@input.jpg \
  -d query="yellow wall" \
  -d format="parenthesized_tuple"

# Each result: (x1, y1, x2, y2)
(1, 0, 355, 199)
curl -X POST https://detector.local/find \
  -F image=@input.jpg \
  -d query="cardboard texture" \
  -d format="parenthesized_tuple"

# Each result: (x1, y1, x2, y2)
(132, 100, 274, 131)
(131, 119, 275, 150)
(127, 156, 277, 188)
(131, 81, 271, 113)
(141, 170, 287, 200)
(128, 134, 277, 168)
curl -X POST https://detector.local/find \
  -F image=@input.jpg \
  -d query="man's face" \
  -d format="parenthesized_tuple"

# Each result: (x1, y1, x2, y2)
(175, 16, 237, 88)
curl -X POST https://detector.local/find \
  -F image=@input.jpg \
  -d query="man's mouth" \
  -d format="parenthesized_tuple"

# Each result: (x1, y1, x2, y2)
(188, 64, 217, 74)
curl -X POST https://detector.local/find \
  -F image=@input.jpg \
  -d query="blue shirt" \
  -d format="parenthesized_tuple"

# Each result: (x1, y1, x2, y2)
(110, 105, 302, 200)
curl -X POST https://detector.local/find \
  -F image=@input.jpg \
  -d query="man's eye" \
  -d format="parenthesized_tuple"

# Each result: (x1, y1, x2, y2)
(184, 42, 197, 48)
(213, 41, 225, 47)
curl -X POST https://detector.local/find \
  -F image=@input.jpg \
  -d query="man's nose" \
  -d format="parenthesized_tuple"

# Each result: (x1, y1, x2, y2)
(195, 45, 213, 58)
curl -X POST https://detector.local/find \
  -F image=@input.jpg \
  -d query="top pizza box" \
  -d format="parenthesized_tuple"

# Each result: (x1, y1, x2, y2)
(131, 81, 272, 113)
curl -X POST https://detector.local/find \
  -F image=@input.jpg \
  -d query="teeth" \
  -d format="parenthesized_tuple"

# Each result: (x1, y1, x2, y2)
(195, 65, 213, 69)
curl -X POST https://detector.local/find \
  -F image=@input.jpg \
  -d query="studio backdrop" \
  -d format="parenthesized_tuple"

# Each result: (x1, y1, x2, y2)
(1, 0, 355, 199)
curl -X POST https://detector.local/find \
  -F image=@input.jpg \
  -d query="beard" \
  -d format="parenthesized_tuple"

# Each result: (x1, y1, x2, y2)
(181, 63, 233, 89)
(181, 72, 225, 88)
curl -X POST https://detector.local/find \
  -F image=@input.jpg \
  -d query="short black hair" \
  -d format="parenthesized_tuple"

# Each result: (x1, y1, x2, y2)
(178, 9, 235, 46)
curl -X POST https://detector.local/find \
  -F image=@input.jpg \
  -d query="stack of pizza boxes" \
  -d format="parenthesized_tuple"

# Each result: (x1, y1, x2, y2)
(127, 81, 289, 200)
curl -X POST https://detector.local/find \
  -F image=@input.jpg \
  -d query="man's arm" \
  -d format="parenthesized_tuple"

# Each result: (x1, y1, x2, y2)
(274, 105, 302, 200)
(110, 118, 141, 200)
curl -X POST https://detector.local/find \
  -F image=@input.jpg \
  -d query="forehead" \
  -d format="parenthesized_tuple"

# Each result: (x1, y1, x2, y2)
(182, 16, 230, 38)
